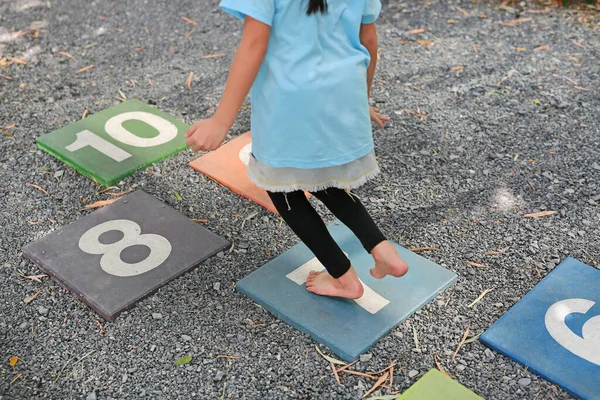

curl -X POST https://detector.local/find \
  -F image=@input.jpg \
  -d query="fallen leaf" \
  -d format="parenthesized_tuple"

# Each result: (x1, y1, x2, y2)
(118, 89, 127, 100)
(362, 372, 390, 398)
(24, 289, 42, 304)
(213, 355, 240, 360)
(416, 40, 435, 48)
(315, 346, 346, 366)
(81, 109, 89, 120)
(466, 261, 487, 268)
(201, 53, 224, 59)
(9, 356, 19, 367)
(26, 183, 49, 196)
(407, 28, 428, 35)
(175, 354, 192, 366)
(457, 8, 470, 17)
(19, 83, 27, 89)
(10, 373, 22, 385)
(182, 16, 198, 25)
(463, 332, 483, 344)
(186, 72, 194, 92)
(433, 353, 450, 377)
(96, 320, 106, 334)
(447, 19, 456, 24)
(500, 18, 533, 26)
(341, 369, 378, 380)
(335, 360, 358, 374)
(450, 65, 464, 75)
(76, 65, 95, 73)
(410, 247, 440, 252)
(331, 361, 341, 384)
(192, 219, 208, 223)
(1, 74, 13, 80)
(241, 212, 258, 230)
(412, 325, 420, 349)
(27, 220, 40, 225)
(514, 47, 527, 52)
(497, 76, 509, 86)
(468, 288, 493, 308)
(533, 45, 551, 52)
(19, 273, 47, 283)
(524, 210, 557, 218)
(484, 251, 503, 255)
(2, 124, 16, 130)
(10, 57, 27, 65)
(82, 198, 121, 210)
(172, 191, 183, 201)
(58, 51, 75, 59)
(453, 327, 470, 360)
(185, 29, 195, 40)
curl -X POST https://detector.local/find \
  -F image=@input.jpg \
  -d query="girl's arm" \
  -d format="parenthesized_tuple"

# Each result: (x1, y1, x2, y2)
(186, 17, 270, 152)
(359, 23, 378, 98)
(359, 23, 389, 128)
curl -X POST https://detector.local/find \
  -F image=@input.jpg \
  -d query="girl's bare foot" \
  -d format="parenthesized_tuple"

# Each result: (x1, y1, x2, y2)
(305, 266, 364, 299)
(370, 241, 409, 279)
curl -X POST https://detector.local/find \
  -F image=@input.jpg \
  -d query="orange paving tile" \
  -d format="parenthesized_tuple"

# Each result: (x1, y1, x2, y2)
(189, 132, 310, 214)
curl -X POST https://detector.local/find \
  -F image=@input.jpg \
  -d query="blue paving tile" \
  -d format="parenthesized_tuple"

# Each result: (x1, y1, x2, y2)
(481, 257, 600, 400)
(237, 220, 457, 361)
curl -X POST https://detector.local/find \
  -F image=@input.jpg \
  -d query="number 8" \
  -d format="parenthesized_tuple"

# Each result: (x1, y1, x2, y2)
(79, 220, 172, 277)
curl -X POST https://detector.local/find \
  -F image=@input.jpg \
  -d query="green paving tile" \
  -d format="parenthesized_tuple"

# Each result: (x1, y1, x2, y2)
(37, 99, 190, 186)
(398, 369, 484, 400)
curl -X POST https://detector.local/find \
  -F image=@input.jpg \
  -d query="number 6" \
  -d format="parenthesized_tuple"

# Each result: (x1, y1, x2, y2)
(79, 220, 172, 277)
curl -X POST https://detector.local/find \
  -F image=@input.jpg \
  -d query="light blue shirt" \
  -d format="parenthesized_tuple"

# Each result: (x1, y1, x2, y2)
(219, 0, 382, 168)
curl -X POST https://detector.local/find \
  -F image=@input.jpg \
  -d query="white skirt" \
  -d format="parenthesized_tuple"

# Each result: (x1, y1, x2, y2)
(247, 150, 380, 193)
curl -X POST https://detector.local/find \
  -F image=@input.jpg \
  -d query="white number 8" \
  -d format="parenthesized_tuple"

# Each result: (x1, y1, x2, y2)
(79, 220, 172, 277)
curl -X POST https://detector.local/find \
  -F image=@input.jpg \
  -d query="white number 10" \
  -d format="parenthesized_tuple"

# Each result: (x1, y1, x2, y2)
(66, 111, 178, 161)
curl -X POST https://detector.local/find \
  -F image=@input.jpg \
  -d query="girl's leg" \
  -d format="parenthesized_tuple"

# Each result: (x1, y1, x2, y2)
(267, 190, 364, 299)
(310, 188, 409, 279)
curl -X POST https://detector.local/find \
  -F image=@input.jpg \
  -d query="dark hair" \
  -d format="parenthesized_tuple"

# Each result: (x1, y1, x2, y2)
(307, 0, 327, 15)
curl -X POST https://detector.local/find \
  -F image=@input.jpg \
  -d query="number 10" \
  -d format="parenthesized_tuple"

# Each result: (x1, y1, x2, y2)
(66, 111, 179, 161)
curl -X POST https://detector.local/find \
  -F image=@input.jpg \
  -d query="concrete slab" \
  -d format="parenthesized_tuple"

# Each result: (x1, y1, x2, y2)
(22, 190, 229, 321)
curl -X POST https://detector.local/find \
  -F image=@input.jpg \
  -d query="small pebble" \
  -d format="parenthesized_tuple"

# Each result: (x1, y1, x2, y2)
(213, 282, 221, 291)
(359, 353, 372, 362)
(484, 349, 496, 359)
(38, 306, 49, 316)
(518, 378, 531, 387)
(214, 371, 225, 381)
(181, 335, 192, 342)
(152, 313, 162, 319)
(408, 370, 419, 378)
(86, 392, 97, 400)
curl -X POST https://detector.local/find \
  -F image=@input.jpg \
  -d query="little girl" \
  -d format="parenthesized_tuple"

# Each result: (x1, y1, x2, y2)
(186, 0, 408, 300)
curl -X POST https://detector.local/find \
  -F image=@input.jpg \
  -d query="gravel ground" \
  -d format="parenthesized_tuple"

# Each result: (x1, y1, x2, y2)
(1, 0, 599, 399)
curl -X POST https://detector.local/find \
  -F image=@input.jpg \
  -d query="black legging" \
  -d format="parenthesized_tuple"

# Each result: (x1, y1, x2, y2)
(267, 188, 386, 278)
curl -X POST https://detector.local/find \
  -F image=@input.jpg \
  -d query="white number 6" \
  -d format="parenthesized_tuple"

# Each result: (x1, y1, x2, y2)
(545, 298, 600, 366)
(79, 220, 172, 277)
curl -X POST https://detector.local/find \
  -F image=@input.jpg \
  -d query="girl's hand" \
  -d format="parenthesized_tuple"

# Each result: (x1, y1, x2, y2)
(184, 118, 229, 152)
(370, 106, 390, 129)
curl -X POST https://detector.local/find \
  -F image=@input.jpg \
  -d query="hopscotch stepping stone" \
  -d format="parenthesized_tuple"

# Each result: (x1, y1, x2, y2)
(189, 131, 309, 214)
(237, 220, 457, 361)
(22, 190, 229, 321)
(481, 257, 600, 400)
(37, 99, 190, 187)
(397, 369, 484, 400)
